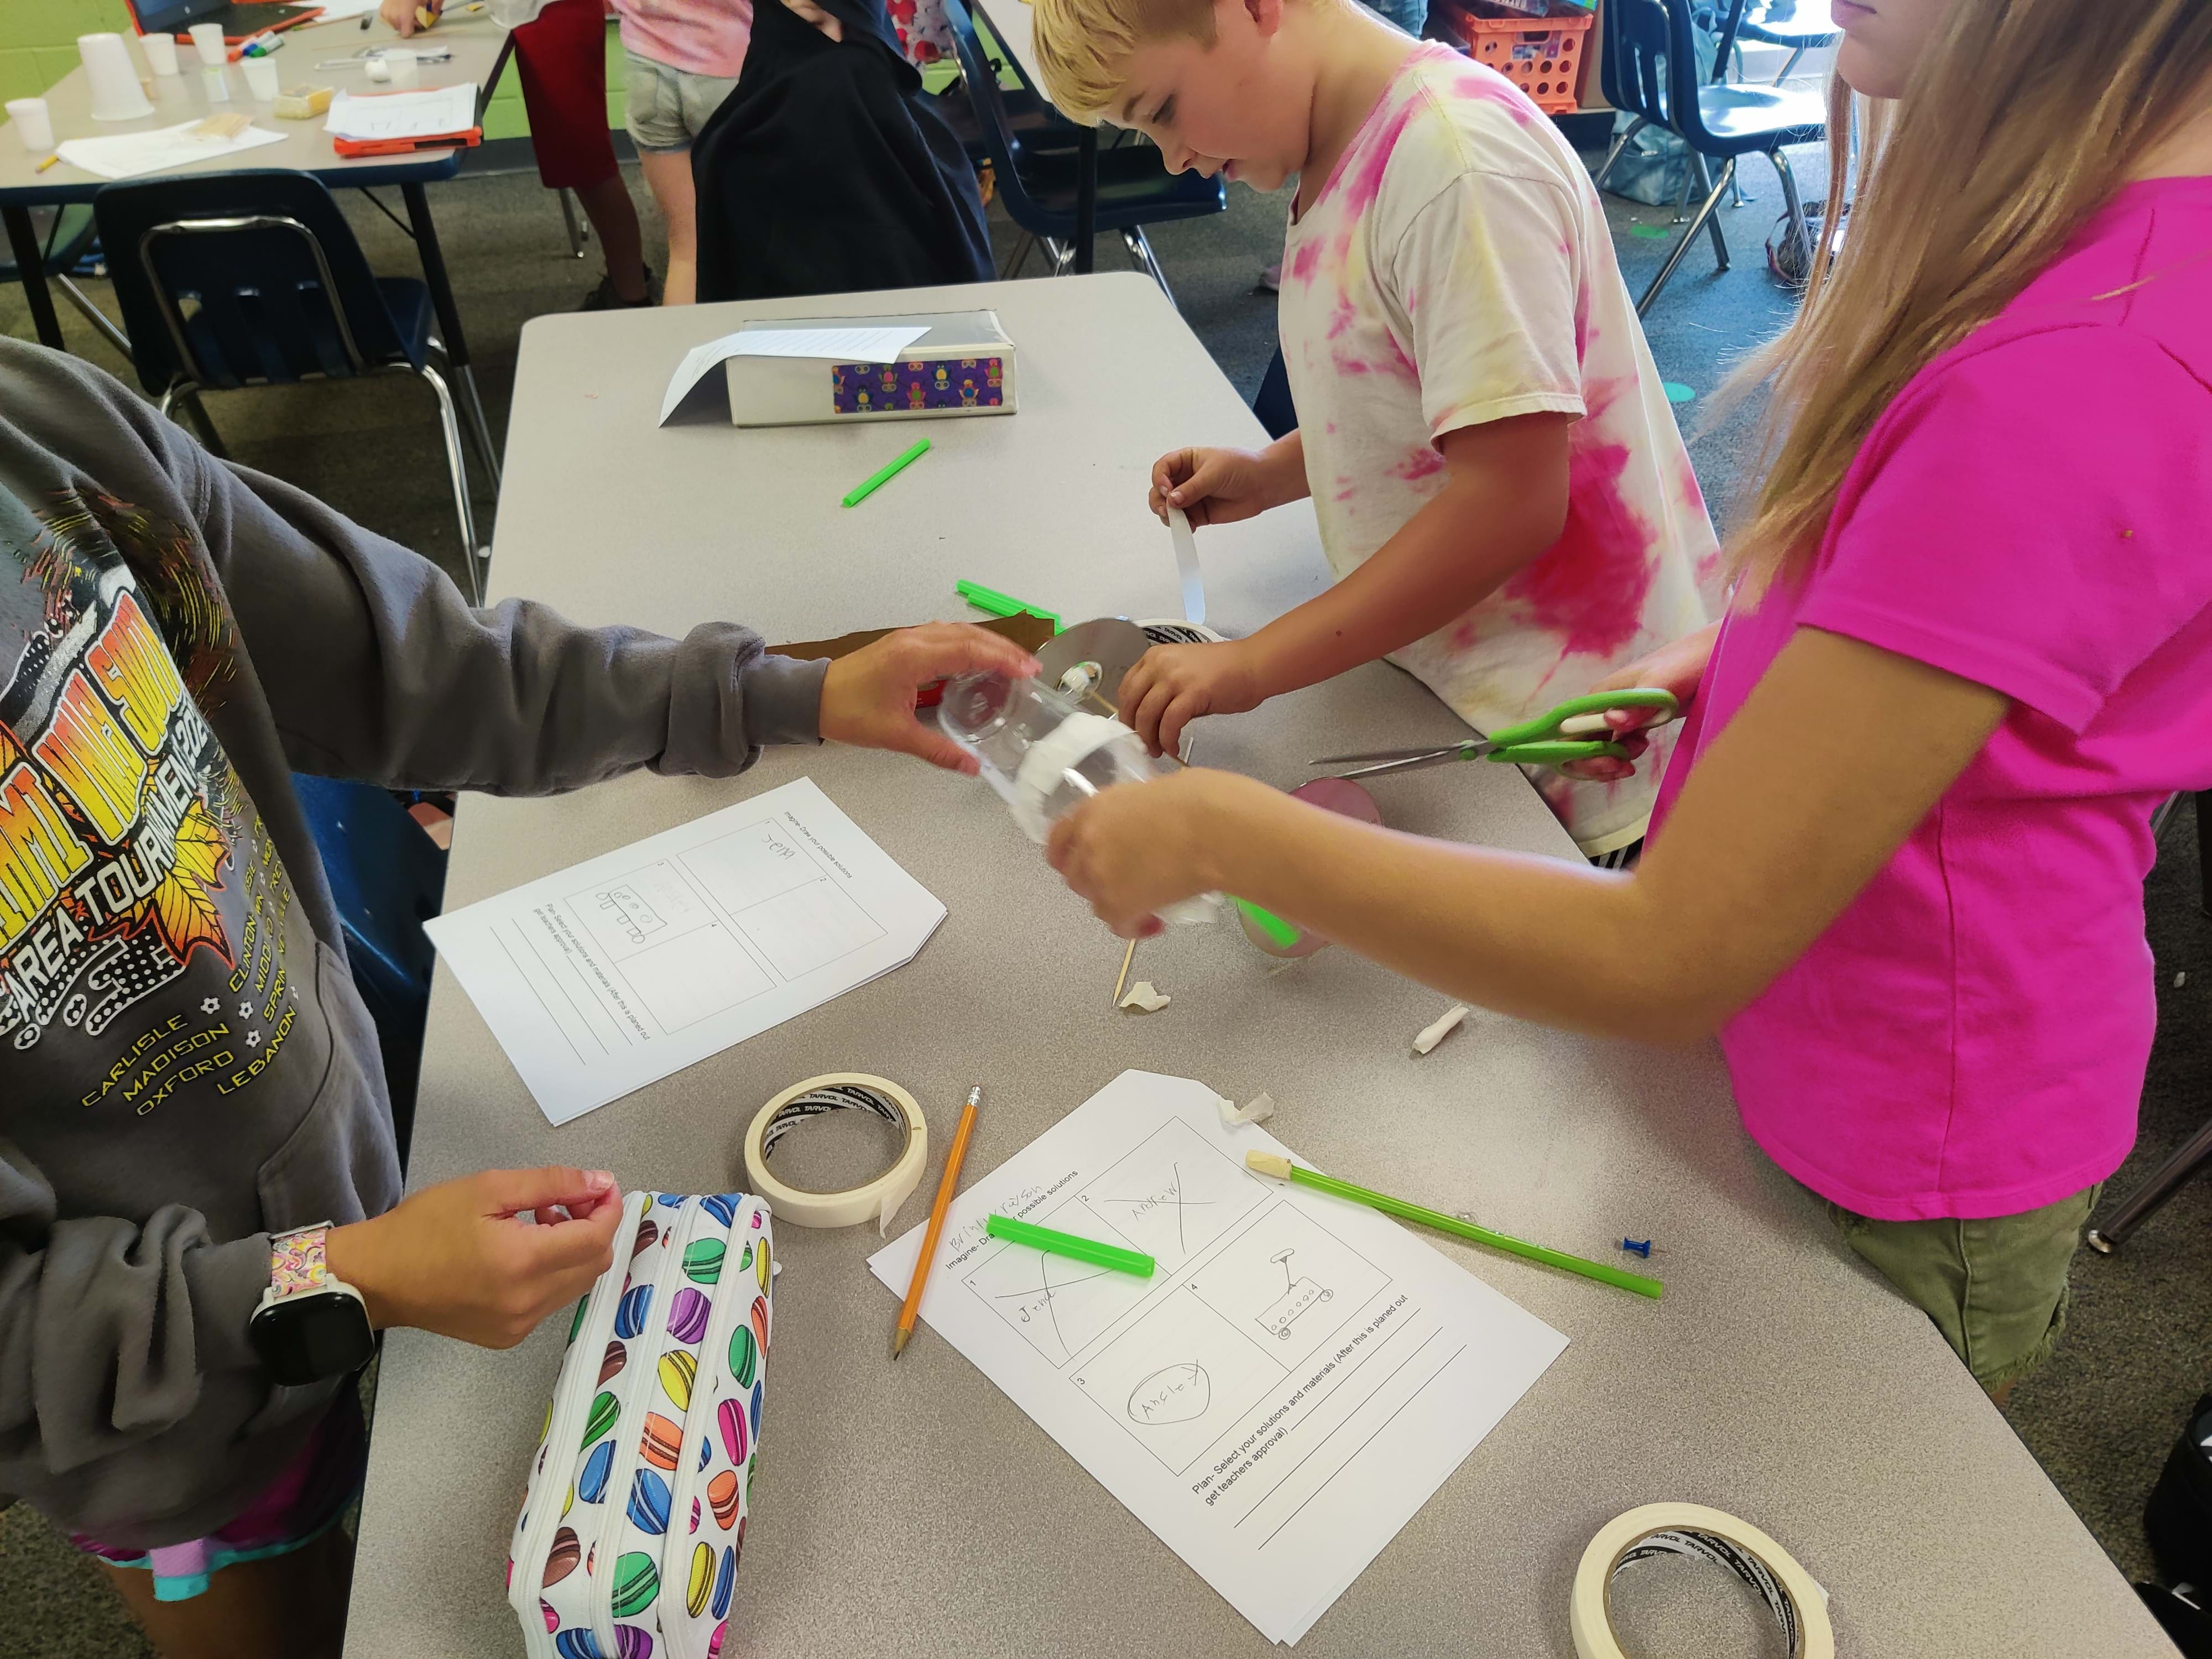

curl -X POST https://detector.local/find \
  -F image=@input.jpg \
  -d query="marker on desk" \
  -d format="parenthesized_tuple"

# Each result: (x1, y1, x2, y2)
(985, 1213, 1155, 1277)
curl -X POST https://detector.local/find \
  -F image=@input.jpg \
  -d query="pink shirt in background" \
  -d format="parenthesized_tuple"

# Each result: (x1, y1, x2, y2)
(614, 0, 752, 79)
(1653, 176, 2212, 1221)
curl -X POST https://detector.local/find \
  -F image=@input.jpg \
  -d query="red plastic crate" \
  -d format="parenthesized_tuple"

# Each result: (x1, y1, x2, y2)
(1431, 0, 1594, 114)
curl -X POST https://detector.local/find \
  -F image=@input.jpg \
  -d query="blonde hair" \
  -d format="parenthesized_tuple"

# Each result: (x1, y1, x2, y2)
(1720, 0, 2212, 591)
(1030, 0, 1217, 124)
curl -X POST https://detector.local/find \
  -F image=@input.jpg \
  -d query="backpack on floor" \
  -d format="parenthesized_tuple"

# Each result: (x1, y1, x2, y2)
(507, 1191, 775, 1659)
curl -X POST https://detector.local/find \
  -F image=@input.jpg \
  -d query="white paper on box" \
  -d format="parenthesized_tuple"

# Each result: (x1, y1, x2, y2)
(424, 779, 945, 1124)
(868, 1071, 1568, 1645)
(659, 326, 927, 424)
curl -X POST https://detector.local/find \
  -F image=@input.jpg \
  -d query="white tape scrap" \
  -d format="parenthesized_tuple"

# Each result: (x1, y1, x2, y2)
(1217, 1092, 1275, 1127)
(1412, 1003, 1470, 1055)
(1118, 980, 1171, 1013)
(1168, 506, 1205, 627)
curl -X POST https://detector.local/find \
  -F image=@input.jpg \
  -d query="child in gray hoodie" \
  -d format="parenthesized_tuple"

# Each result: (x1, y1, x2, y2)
(0, 339, 1035, 1656)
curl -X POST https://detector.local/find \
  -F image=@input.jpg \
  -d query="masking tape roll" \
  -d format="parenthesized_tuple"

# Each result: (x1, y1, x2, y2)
(742, 1074, 928, 1236)
(1571, 1503, 1833, 1659)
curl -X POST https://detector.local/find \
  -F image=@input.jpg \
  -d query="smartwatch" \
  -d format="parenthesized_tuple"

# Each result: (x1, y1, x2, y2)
(247, 1224, 376, 1386)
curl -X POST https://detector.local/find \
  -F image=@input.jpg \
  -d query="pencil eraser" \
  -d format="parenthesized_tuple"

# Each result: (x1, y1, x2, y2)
(273, 84, 332, 118)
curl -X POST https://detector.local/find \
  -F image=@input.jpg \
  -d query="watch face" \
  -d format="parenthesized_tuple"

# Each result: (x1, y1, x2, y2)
(257, 1291, 375, 1386)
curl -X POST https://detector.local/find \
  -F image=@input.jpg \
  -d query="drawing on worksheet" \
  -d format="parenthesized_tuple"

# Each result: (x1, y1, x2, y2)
(1070, 1203, 1393, 1474)
(866, 1071, 1572, 1647)
(424, 779, 945, 1125)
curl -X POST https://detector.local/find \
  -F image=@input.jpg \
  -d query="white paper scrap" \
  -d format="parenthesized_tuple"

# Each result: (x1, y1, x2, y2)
(658, 325, 930, 424)
(1218, 1091, 1275, 1127)
(423, 779, 945, 1125)
(868, 1071, 1568, 1645)
(1412, 1003, 1469, 1056)
(55, 119, 288, 181)
(1168, 505, 1205, 627)
(1118, 980, 1171, 1013)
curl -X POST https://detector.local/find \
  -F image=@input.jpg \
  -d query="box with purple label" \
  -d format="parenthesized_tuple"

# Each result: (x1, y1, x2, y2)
(724, 310, 1018, 428)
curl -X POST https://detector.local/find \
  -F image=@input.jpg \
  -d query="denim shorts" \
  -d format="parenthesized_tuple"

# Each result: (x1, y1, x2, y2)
(622, 49, 738, 153)
(1819, 1182, 2103, 1393)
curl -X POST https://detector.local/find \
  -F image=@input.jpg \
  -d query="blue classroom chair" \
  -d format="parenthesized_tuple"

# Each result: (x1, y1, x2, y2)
(1594, 0, 1824, 316)
(943, 0, 1224, 301)
(92, 171, 493, 601)
(290, 774, 447, 1169)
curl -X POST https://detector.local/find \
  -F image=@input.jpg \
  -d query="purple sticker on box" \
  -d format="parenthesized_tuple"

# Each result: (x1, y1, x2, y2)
(832, 357, 1005, 415)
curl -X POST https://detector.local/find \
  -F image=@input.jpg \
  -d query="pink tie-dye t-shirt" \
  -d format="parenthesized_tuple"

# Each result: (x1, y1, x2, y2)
(1280, 49, 1720, 854)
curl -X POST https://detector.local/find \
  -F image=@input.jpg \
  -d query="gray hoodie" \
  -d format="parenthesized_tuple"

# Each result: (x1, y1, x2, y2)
(0, 341, 827, 1547)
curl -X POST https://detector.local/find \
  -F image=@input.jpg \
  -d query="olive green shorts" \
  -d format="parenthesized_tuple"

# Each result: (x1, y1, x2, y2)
(1819, 1183, 2103, 1394)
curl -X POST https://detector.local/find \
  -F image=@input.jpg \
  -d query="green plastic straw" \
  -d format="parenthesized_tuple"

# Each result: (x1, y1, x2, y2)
(1250, 1154, 1664, 1300)
(985, 1213, 1155, 1277)
(842, 437, 931, 508)
(954, 578, 1061, 632)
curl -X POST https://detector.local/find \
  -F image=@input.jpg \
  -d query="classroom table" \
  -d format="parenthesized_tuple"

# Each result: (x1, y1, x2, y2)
(0, 13, 511, 468)
(343, 273, 2174, 1657)
(971, 0, 1102, 275)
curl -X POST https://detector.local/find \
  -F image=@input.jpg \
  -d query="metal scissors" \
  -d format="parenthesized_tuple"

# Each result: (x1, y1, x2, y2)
(1311, 688, 1679, 780)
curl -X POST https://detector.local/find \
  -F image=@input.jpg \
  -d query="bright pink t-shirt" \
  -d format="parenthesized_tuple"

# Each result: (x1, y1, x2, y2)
(1651, 176, 2212, 1222)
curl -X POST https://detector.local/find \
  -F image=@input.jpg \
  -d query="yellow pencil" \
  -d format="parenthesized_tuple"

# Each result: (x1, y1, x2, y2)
(892, 1084, 981, 1360)
(33, 154, 59, 173)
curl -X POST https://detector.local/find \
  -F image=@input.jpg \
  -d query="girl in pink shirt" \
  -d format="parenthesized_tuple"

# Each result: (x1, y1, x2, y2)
(1047, 0, 2212, 1397)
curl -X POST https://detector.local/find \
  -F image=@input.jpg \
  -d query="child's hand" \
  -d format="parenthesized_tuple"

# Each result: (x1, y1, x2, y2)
(820, 623, 1041, 773)
(326, 1168, 625, 1349)
(1117, 640, 1268, 757)
(380, 0, 425, 33)
(1149, 446, 1282, 528)
(1558, 623, 1721, 782)
(1048, 768, 1256, 936)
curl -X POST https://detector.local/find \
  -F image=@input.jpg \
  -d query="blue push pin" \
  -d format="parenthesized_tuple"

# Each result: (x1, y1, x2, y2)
(1620, 1238, 1652, 1258)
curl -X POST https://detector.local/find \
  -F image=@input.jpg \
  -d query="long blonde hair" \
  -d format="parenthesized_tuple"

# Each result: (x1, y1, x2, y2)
(1723, 0, 2212, 589)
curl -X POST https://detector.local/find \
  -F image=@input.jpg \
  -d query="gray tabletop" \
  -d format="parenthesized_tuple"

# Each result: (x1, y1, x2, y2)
(0, 14, 510, 202)
(346, 273, 2171, 1657)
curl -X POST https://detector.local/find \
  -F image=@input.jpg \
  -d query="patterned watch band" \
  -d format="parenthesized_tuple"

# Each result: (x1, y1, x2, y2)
(268, 1224, 332, 1297)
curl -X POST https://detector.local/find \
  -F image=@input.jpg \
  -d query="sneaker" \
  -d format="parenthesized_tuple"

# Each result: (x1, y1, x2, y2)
(582, 266, 655, 311)
(1256, 260, 1282, 293)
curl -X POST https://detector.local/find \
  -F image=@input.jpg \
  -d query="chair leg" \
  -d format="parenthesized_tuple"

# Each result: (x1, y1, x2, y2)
(1768, 144, 1812, 279)
(1044, 237, 1076, 275)
(2086, 1113, 2212, 1254)
(1120, 226, 1177, 306)
(414, 363, 487, 604)
(1692, 153, 1731, 269)
(558, 187, 588, 258)
(999, 229, 1036, 281)
(1590, 116, 1647, 194)
(159, 382, 227, 458)
(2199, 789, 2211, 920)
(1637, 156, 1734, 317)
(453, 362, 503, 495)
(55, 275, 130, 357)
(1670, 158, 1697, 224)
(1776, 44, 1807, 83)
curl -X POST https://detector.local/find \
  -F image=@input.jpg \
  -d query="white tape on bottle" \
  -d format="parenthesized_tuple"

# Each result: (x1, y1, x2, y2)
(1571, 1504, 1833, 1659)
(741, 1074, 928, 1236)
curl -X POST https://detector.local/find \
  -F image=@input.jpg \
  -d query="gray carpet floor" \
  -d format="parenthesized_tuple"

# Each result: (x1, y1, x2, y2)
(1, 138, 2205, 1657)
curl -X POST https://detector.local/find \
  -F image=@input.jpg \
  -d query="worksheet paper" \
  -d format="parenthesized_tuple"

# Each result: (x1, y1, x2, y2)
(658, 326, 928, 423)
(868, 1071, 1568, 1644)
(325, 84, 480, 142)
(55, 121, 288, 181)
(424, 780, 945, 1124)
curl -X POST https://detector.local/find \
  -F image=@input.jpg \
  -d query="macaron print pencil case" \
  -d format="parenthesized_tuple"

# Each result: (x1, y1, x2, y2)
(508, 1191, 774, 1659)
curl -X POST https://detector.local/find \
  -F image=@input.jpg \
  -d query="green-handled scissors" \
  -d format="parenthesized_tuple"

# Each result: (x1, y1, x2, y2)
(1311, 688, 1679, 779)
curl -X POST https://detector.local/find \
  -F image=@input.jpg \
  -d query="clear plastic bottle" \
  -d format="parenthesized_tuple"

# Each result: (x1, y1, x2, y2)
(937, 671, 1217, 925)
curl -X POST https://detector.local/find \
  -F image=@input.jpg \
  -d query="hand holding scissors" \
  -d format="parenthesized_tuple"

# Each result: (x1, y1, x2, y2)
(1311, 688, 1680, 780)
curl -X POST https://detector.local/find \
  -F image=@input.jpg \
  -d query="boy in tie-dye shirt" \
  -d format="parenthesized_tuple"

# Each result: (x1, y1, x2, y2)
(1032, 0, 1718, 857)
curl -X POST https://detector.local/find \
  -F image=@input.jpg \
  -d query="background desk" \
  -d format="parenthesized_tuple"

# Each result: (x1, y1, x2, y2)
(345, 274, 2172, 1657)
(0, 15, 510, 458)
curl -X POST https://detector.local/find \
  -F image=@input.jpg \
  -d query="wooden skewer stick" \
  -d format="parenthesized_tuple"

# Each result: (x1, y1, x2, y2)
(1113, 935, 1137, 1006)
